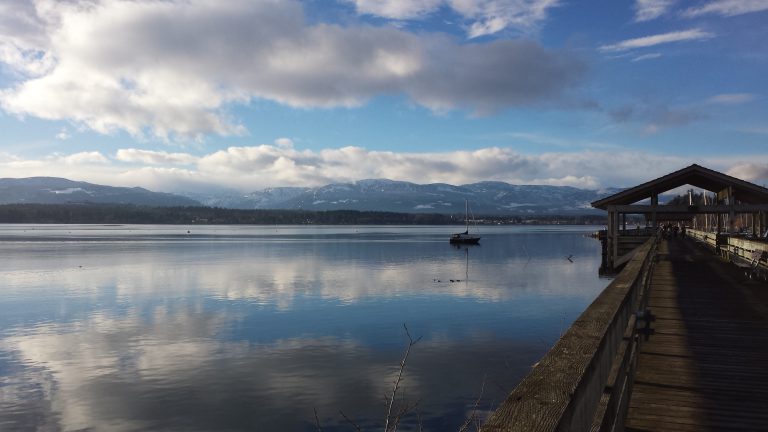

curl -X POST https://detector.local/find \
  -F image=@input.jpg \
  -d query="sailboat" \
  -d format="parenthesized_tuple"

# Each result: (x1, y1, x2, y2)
(449, 199, 481, 244)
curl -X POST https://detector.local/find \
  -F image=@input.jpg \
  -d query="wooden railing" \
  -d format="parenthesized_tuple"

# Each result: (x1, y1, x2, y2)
(686, 228, 719, 249)
(723, 236, 768, 261)
(688, 228, 768, 276)
(481, 234, 659, 432)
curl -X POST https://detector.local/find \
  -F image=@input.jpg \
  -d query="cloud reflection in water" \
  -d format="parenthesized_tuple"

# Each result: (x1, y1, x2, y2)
(0, 226, 607, 431)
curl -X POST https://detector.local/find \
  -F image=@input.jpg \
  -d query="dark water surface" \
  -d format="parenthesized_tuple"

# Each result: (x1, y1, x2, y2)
(0, 224, 608, 431)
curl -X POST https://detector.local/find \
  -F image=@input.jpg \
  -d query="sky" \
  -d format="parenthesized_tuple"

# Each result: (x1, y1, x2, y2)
(0, 0, 767, 193)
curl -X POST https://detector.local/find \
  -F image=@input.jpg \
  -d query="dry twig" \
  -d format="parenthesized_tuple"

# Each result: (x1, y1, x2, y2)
(415, 407, 424, 432)
(458, 377, 486, 432)
(313, 408, 324, 432)
(340, 410, 363, 432)
(384, 323, 422, 432)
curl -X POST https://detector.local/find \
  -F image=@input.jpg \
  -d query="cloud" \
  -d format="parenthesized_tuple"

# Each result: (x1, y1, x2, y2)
(115, 149, 199, 165)
(607, 102, 702, 133)
(739, 127, 768, 135)
(727, 163, 768, 184)
(705, 93, 756, 105)
(683, 0, 768, 18)
(528, 175, 601, 188)
(608, 106, 635, 123)
(631, 0, 768, 21)
(631, 52, 662, 62)
(60, 151, 109, 165)
(346, 0, 444, 19)
(0, 0, 582, 139)
(274, 138, 295, 148)
(643, 107, 703, 134)
(449, 0, 561, 38)
(0, 140, 744, 192)
(2, 151, 109, 169)
(599, 28, 714, 52)
(634, 0, 678, 22)
(0, 0, 54, 77)
(404, 39, 584, 114)
(346, 0, 560, 38)
(55, 127, 71, 140)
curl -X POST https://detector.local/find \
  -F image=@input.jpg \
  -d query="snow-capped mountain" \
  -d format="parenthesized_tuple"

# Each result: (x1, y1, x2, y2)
(187, 186, 309, 208)
(0, 177, 201, 207)
(186, 179, 617, 214)
(0, 177, 619, 214)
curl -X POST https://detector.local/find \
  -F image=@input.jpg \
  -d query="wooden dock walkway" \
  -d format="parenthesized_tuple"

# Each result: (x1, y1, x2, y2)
(625, 238, 768, 431)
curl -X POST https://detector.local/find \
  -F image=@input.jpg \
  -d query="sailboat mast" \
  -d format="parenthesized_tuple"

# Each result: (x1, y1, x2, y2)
(465, 199, 469, 232)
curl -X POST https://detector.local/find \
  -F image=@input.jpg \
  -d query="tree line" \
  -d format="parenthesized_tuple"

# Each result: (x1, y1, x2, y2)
(0, 203, 606, 225)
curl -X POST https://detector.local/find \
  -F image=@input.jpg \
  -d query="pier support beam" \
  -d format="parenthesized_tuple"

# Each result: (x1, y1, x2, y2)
(729, 186, 736, 233)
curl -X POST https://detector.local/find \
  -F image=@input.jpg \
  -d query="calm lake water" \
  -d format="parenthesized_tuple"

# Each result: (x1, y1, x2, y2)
(0, 224, 608, 431)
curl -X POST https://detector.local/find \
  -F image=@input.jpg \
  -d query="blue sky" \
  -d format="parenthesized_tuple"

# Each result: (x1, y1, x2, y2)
(0, 0, 766, 193)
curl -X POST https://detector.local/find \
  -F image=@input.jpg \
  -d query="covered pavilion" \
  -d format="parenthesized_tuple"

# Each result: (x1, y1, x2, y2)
(591, 164, 768, 270)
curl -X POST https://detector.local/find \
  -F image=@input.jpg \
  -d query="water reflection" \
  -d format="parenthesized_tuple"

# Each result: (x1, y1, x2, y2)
(0, 225, 607, 431)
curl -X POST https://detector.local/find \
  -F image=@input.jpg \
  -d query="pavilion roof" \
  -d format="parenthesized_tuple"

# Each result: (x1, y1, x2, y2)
(591, 164, 768, 210)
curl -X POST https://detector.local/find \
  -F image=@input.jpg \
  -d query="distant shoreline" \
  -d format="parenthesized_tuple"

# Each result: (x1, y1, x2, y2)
(0, 203, 607, 225)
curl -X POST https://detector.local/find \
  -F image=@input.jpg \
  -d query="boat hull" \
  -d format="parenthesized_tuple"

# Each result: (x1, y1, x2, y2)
(449, 234, 481, 244)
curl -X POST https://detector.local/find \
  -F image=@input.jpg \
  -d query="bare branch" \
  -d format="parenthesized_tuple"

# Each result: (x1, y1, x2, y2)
(391, 400, 420, 432)
(458, 377, 486, 432)
(415, 407, 424, 432)
(339, 410, 362, 432)
(313, 408, 323, 432)
(384, 323, 422, 432)
(403, 323, 423, 346)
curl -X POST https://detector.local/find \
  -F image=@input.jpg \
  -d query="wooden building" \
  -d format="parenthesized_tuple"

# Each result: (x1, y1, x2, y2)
(592, 164, 768, 270)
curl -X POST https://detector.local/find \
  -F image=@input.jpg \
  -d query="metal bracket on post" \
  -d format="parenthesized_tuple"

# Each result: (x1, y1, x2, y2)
(635, 309, 656, 340)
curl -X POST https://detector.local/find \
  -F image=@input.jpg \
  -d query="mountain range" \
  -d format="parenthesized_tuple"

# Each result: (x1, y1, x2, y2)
(0, 177, 620, 215)
(0, 177, 199, 207)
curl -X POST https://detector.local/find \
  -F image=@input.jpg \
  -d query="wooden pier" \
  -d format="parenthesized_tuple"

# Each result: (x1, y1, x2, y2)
(481, 164, 768, 432)
(625, 238, 768, 431)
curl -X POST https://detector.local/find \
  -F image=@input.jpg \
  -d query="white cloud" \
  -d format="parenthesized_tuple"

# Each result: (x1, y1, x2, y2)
(632, 0, 768, 21)
(2, 151, 109, 169)
(706, 93, 756, 105)
(449, 0, 561, 38)
(683, 0, 768, 17)
(115, 149, 199, 165)
(529, 175, 601, 188)
(631, 52, 662, 62)
(727, 163, 768, 184)
(60, 151, 109, 165)
(0, 0, 54, 77)
(347, 0, 443, 19)
(55, 127, 71, 140)
(634, 0, 678, 22)
(599, 28, 714, 52)
(346, 0, 560, 38)
(0, 0, 581, 139)
(275, 138, 295, 148)
(1, 141, 755, 192)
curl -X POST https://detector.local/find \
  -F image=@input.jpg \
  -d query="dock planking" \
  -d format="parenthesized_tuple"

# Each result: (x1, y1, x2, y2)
(625, 238, 768, 432)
